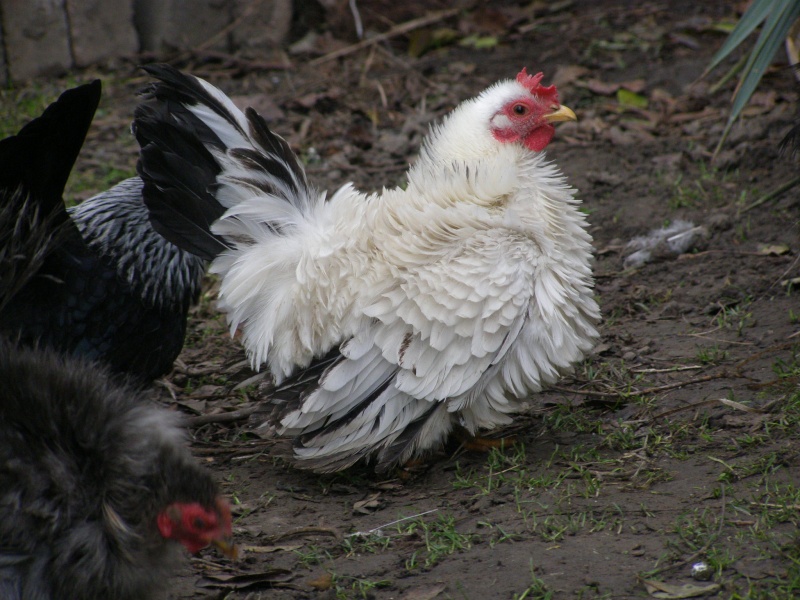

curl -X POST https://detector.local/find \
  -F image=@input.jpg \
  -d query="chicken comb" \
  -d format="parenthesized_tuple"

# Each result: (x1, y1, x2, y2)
(516, 68, 558, 103)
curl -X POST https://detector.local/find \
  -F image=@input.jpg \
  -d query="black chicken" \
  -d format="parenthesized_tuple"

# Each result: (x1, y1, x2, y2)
(0, 341, 236, 600)
(0, 79, 205, 385)
(0, 84, 235, 599)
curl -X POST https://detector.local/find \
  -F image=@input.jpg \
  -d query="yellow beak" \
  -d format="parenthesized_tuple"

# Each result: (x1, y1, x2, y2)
(211, 537, 239, 560)
(544, 105, 577, 123)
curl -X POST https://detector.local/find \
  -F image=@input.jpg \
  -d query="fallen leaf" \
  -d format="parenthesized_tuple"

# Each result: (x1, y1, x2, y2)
(552, 64, 589, 88)
(584, 78, 620, 95)
(400, 582, 447, 599)
(617, 89, 649, 109)
(781, 276, 800, 287)
(308, 572, 333, 590)
(459, 34, 499, 49)
(630, 544, 646, 556)
(353, 492, 383, 514)
(758, 244, 790, 256)
(621, 79, 647, 93)
(241, 543, 302, 553)
(642, 579, 720, 598)
(199, 568, 295, 591)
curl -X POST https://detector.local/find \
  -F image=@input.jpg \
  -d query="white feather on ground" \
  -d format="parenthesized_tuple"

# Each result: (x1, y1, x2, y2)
(623, 219, 709, 268)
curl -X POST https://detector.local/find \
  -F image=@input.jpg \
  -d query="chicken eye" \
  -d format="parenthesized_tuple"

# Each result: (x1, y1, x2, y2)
(512, 103, 529, 116)
(193, 517, 206, 529)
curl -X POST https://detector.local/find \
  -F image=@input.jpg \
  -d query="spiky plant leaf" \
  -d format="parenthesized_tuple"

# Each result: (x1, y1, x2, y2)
(707, 0, 800, 152)
(704, 0, 775, 75)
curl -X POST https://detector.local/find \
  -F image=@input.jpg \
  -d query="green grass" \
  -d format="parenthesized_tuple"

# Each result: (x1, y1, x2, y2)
(668, 162, 739, 209)
(331, 573, 392, 599)
(399, 512, 474, 569)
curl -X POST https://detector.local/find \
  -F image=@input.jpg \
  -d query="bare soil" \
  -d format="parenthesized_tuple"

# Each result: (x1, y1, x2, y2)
(17, 0, 800, 598)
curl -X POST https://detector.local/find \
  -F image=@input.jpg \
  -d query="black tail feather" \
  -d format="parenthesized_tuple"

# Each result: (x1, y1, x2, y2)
(0, 79, 100, 221)
(243, 106, 309, 194)
(135, 116, 228, 261)
(141, 63, 249, 148)
(0, 80, 101, 311)
(135, 64, 316, 262)
(134, 67, 230, 261)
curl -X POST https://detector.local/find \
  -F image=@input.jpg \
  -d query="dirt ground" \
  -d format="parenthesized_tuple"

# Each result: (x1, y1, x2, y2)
(8, 0, 800, 598)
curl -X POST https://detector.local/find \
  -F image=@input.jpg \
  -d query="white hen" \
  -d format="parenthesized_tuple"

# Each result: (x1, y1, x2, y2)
(135, 64, 600, 472)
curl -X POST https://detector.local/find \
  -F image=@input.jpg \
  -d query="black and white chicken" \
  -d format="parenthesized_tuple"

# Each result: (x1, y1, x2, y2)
(135, 64, 600, 472)
(0, 83, 235, 600)
(0, 79, 205, 385)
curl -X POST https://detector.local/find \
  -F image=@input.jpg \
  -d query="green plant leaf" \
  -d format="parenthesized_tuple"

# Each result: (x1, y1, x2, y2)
(705, 0, 775, 75)
(715, 1, 800, 151)
(617, 88, 649, 109)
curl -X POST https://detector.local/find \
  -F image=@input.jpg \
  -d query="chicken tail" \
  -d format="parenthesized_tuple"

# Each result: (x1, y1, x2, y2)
(0, 80, 101, 311)
(134, 63, 316, 262)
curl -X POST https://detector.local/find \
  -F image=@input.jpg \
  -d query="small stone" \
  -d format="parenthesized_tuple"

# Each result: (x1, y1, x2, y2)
(691, 561, 712, 581)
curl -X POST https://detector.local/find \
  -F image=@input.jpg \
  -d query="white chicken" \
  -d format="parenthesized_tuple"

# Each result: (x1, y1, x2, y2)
(135, 64, 600, 472)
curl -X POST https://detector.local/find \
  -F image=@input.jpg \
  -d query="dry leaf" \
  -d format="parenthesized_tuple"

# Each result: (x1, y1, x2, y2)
(199, 568, 295, 591)
(781, 276, 800, 287)
(242, 543, 302, 553)
(353, 492, 383, 514)
(621, 79, 647, 93)
(758, 244, 790, 256)
(308, 572, 334, 590)
(584, 79, 620, 95)
(400, 582, 447, 599)
(642, 579, 720, 599)
(552, 65, 589, 88)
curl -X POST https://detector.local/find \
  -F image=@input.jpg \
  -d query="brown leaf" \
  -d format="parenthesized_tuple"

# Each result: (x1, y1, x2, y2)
(620, 79, 647, 93)
(353, 492, 383, 514)
(199, 568, 295, 591)
(552, 65, 589, 88)
(642, 579, 720, 599)
(584, 79, 620, 95)
(308, 572, 334, 590)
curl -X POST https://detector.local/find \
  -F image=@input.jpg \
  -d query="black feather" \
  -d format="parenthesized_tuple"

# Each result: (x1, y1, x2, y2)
(0, 82, 204, 385)
(134, 63, 316, 264)
(135, 111, 228, 261)
(0, 340, 223, 600)
(244, 106, 309, 191)
(0, 80, 100, 217)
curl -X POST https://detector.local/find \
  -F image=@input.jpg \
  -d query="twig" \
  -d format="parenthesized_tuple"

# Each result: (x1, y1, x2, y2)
(270, 526, 342, 542)
(551, 371, 732, 399)
(631, 365, 703, 374)
(309, 8, 461, 66)
(187, 405, 261, 427)
(650, 398, 722, 420)
(749, 501, 800, 510)
(741, 175, 800, 213)
(346, 508, 439, 538)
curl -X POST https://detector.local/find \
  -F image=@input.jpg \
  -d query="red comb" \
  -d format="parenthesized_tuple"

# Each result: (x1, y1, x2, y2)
(516, 68, 558, 104)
